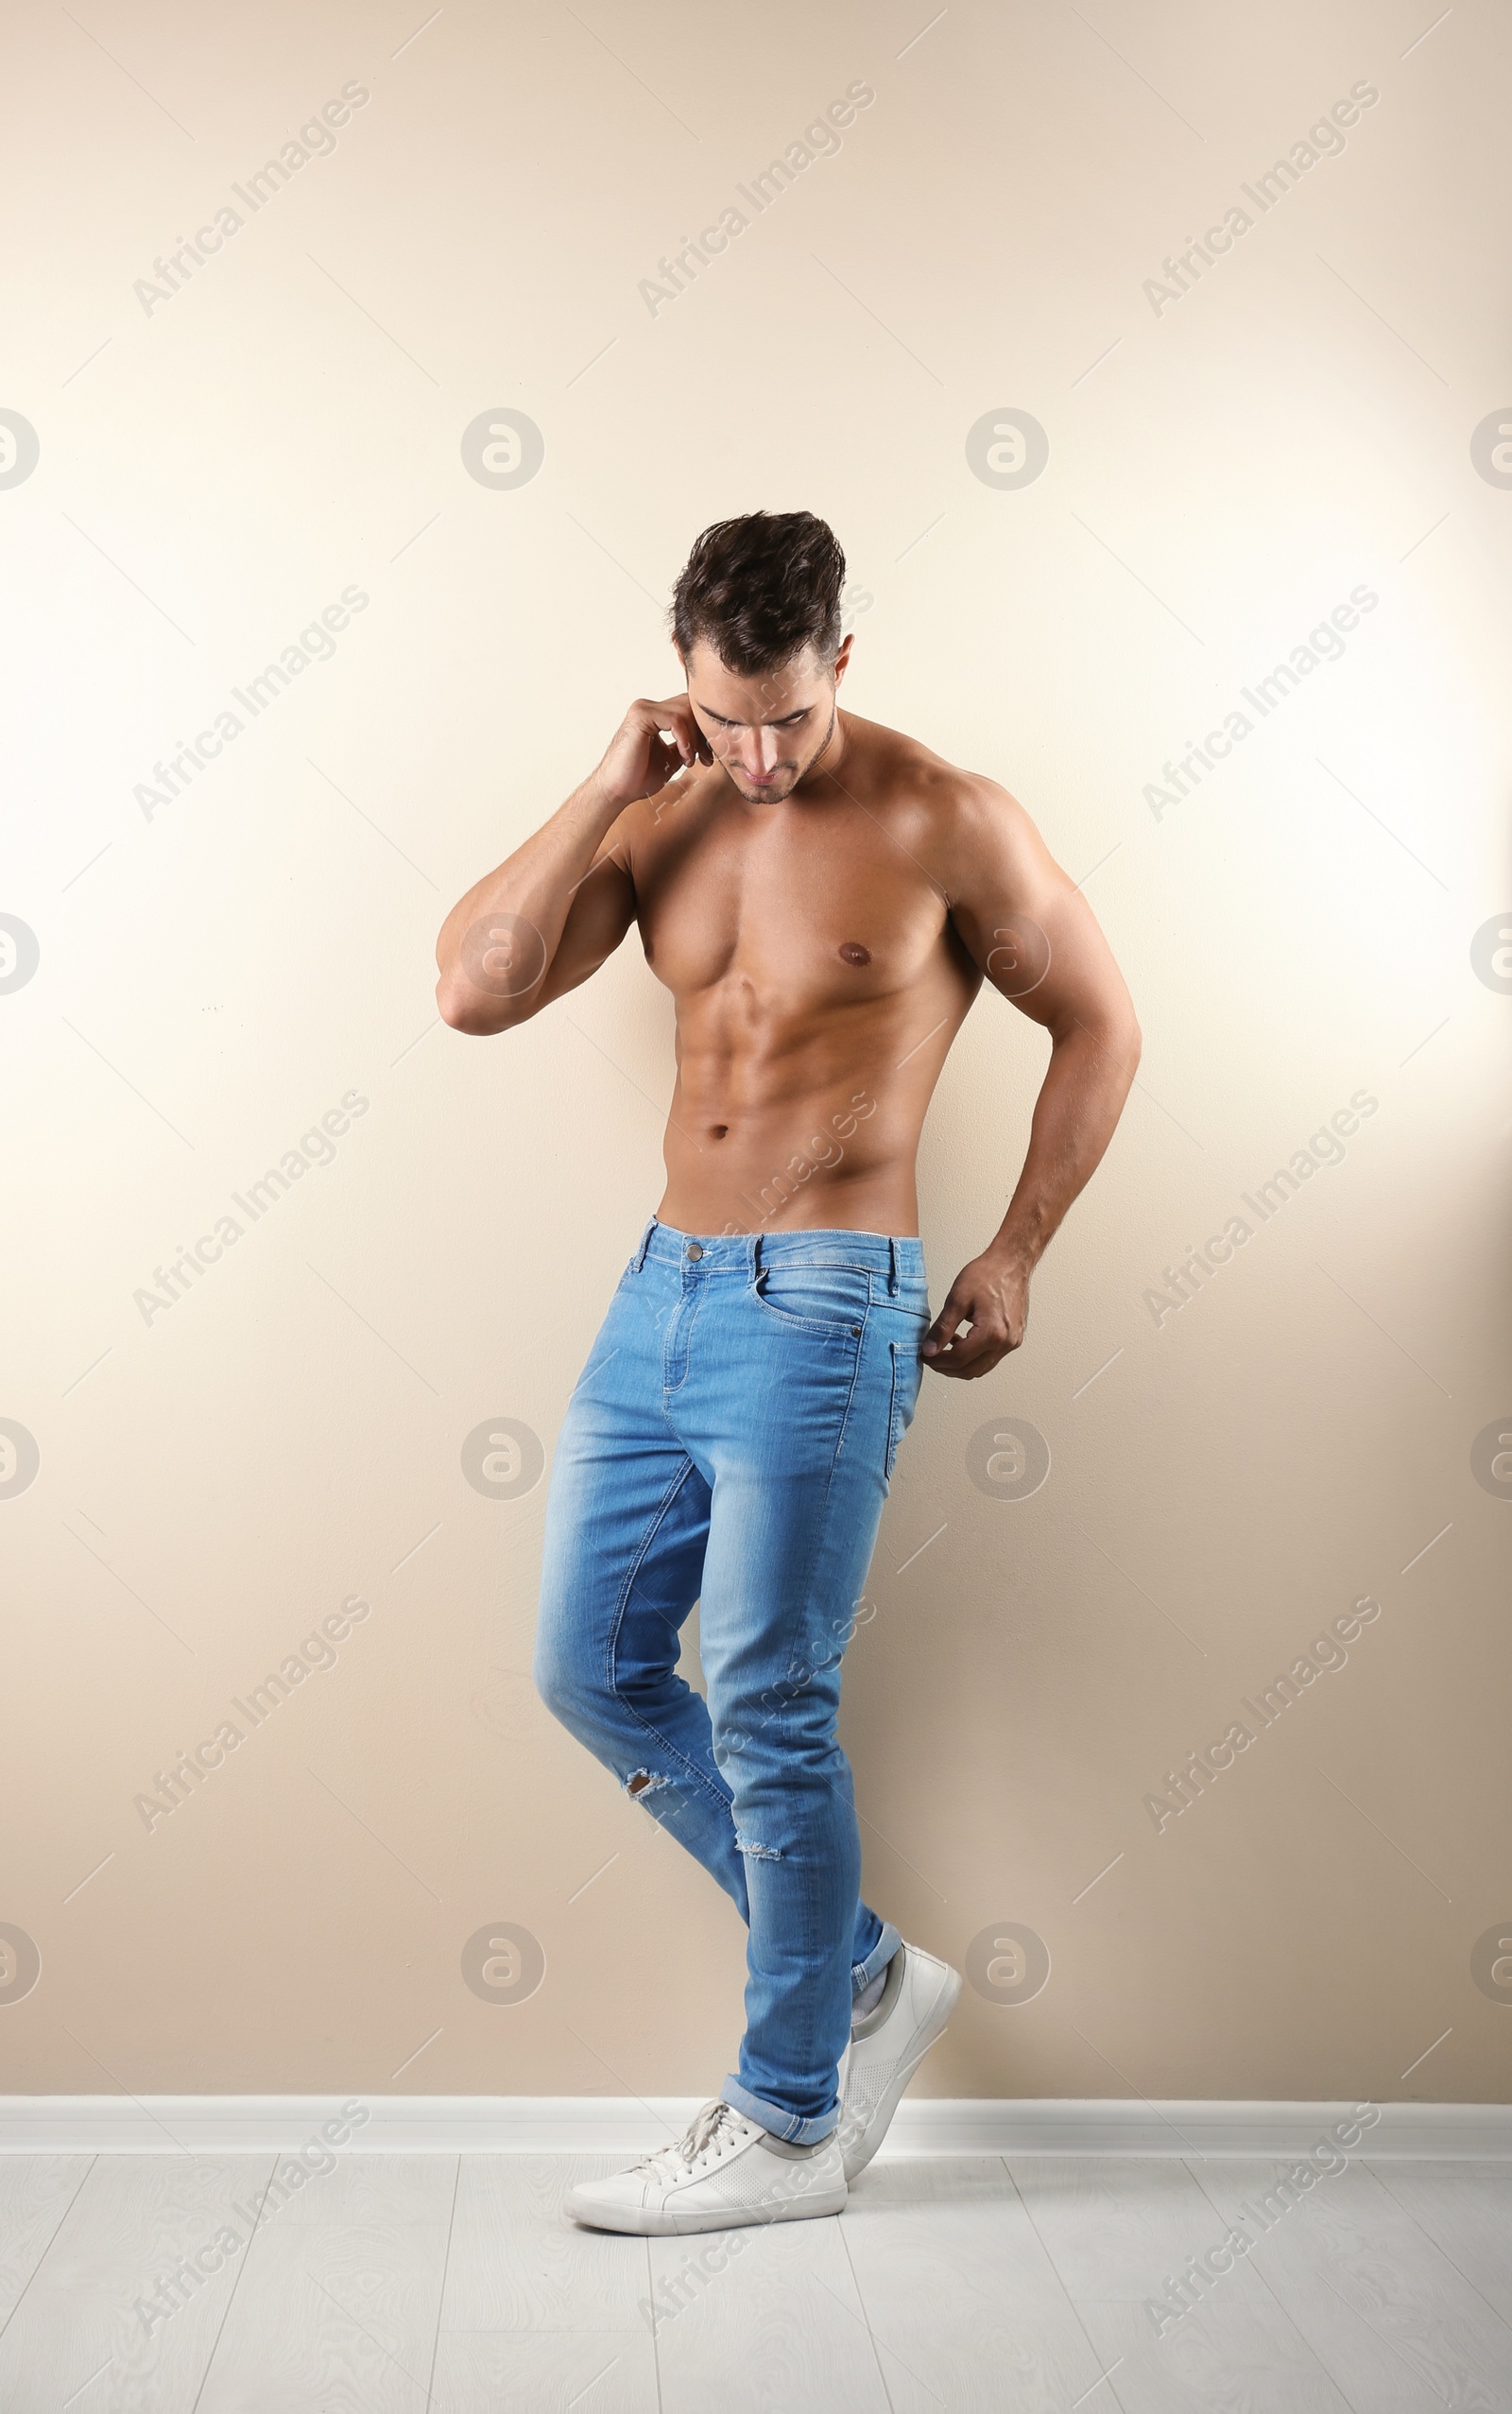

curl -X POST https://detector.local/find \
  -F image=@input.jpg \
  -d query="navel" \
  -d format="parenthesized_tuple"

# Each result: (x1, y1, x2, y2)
(838, 941, 872, 967)
(710, 1124, 729, 1140)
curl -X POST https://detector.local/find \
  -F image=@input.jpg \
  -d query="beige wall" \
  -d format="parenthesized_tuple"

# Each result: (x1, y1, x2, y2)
(4, 0, 1508, 2106)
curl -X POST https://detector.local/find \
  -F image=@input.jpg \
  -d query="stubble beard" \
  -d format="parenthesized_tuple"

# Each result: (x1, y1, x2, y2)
(726, 698, 840, 804)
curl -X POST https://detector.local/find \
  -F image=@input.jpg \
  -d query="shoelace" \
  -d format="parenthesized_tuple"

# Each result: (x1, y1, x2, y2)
(635, 2098, 739, 2176)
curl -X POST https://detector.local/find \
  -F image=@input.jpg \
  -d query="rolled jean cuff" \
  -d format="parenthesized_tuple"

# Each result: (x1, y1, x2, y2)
(851, 1919, 902, 1997)
(721, 2074, 839, 2146)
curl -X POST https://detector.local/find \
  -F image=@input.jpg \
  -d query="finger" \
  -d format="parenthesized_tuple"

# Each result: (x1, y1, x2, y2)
(935, 1322, 1005, 1376)
(656, 694, 714, 767)
(628, 698, 693, 773)
(651, 696, 698, 761)
(650, 723, 692, 769)
(925, 1349, 974, 1378)
(683, 702, 715, 764)
(921, 1297, 971, 1357)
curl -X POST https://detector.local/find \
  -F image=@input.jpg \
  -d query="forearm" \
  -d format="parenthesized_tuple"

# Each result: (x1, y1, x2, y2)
(989, 1014, 1141, 1271)
(435, 774, 622, 1028)
(436, 691, 711, 1033)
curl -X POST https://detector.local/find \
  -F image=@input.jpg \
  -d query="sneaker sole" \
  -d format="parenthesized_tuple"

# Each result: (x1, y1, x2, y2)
(568, 2182, 848, 2236)
(841, 1962, 963, 2182)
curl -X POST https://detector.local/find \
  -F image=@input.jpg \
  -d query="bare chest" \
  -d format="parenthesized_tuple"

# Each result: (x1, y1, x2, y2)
(635, 797, 948, 1015)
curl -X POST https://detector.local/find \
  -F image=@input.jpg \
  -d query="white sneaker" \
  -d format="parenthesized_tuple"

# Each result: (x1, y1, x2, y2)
(567, 2098, 848, 2236)
(835, 1941, 962, 2182)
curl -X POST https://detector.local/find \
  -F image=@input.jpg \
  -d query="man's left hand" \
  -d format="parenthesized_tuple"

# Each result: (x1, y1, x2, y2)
(921, 1250, 1030, 1379)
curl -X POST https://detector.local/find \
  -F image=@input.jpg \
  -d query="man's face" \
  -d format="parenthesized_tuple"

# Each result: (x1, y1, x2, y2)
(680, 636, 850, 802)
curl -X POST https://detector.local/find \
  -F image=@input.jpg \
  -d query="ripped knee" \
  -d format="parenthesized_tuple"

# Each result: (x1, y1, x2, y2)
(734, 1830, 782, 1862)
(626, 1768, 668, 1801)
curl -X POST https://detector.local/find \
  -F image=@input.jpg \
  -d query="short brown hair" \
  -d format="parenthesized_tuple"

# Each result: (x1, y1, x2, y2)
(670, 510, 846, 673)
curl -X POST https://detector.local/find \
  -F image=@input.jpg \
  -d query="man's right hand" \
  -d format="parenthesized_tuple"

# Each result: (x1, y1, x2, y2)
(591, 695, 714, 809)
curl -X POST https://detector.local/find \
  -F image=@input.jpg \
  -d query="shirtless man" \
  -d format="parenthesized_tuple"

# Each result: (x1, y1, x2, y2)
(436, 510, 1141, 2236)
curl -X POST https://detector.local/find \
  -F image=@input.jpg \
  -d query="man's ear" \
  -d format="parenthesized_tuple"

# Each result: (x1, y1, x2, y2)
(832, 631, 854, 688)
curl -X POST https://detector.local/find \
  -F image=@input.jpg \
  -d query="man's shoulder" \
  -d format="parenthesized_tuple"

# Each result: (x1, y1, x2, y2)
(847, 716, 1058, 910)
(851, 716, 1030, 850)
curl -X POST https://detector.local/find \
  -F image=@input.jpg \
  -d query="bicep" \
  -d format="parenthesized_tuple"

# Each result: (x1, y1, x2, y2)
(944, 785, 1136, 1041)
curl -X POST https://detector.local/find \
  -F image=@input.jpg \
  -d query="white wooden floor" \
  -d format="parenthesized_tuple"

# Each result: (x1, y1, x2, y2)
(1, 2150, 1508, 2412)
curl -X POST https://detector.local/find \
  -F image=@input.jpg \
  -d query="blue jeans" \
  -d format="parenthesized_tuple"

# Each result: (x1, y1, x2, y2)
(534, 1216, 931, 2143)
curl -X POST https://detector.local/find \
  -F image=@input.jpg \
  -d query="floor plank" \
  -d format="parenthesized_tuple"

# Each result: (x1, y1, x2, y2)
(841, 2154, 1112, 2412)
(0, 2154, 94, 2327)
(0, 2151, 279, 2414)
(1195, 2156, 1512, 2413)
(646, 2199, 892, 2414)
(1366, 2160, 1512, 2327)
(438, 2152, 657, 2336)
(0, 2147, 1506, 2411)
(430, 2326, 660, 2411)
(195, 2153, 458, 2414)
(1006, 2153, 1355, 2414)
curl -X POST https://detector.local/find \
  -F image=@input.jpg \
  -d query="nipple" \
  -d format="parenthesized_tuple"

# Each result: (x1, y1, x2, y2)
(839, 942, 872, 967)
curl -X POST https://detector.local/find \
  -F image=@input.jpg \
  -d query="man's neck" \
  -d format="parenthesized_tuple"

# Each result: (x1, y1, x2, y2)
(797, 701, 847, 792)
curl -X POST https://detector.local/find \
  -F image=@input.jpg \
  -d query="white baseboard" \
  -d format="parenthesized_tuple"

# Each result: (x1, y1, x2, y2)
(1, 2096, 1506, 2158)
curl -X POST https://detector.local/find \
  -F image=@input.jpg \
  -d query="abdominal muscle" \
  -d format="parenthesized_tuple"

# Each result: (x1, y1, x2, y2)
(653, 988, 964, 1240)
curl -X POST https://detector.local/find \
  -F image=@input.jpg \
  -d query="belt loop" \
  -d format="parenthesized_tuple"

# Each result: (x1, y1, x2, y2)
(887, 1236, 899, 1295)
(633, 1217, 654, 1273)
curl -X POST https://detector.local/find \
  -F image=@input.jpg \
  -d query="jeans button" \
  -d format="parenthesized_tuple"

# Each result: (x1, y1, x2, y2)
(686, 1243, 703, 1261)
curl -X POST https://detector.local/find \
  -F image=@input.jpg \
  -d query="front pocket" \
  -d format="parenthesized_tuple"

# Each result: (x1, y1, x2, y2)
(749, 1263, 873, 1336)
